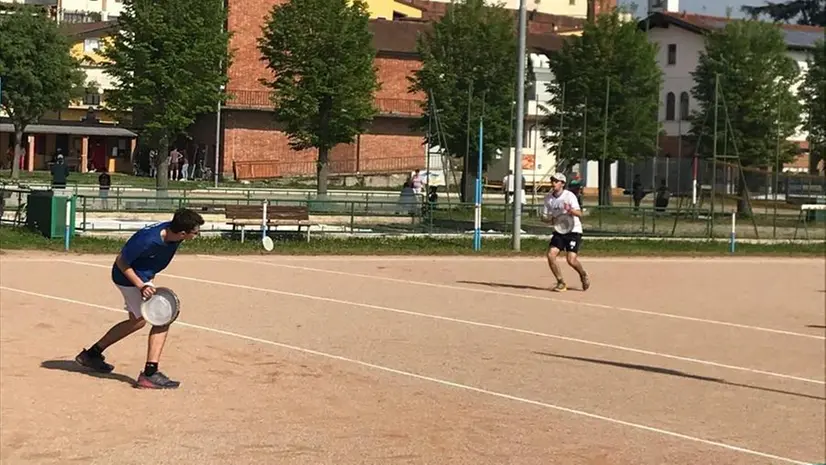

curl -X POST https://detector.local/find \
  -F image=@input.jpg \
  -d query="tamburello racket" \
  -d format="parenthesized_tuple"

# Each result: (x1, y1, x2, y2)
(553, 213, 575, 235)
(140, 287, 181, 326)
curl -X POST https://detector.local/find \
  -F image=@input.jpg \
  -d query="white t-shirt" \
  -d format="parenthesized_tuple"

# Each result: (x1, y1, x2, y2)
(542, 189, 583, 234)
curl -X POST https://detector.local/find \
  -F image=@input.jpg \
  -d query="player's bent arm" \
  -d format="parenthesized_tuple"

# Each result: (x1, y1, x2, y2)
(115, 253, 149, 288)
(567, 208, 583, 218)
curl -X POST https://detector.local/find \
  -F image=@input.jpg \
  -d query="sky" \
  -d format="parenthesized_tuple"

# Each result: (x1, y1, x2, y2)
(617, 0, 767, 18)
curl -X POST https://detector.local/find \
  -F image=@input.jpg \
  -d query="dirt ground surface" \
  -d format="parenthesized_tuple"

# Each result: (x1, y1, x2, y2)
(1, 252, 824, 465)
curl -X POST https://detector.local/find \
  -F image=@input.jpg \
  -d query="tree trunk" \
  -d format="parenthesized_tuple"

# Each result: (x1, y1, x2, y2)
(317, 146, 329, 198)
(156, 138, 170, 195)
(598, 159, 613, 206)
(11, 128, 24, 180)
(736, 168, 755, 216)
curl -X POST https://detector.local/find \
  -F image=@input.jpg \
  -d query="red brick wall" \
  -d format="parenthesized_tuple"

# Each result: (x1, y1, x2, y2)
(375, 57, 421, 100)
(226, 0, 281, 92)
(223, 110, 425, 178)
(222, 0, 427, 179)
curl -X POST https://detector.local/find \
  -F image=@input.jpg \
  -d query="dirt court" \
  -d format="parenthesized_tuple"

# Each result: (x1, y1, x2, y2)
(0, 251, 824, 465)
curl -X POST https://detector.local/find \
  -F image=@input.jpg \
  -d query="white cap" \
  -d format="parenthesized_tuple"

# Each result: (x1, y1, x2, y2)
(551, 173, 566, 183)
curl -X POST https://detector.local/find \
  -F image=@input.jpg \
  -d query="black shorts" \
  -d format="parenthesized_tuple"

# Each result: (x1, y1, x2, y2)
(549, 232, 583, 253)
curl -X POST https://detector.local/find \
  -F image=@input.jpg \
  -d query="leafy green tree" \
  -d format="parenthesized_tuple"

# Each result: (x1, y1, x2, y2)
(258, 0, 379, 197)
(742, 0, 825, 27)
(798, 40, 825, 173)
(408, 0, 517, 202)
(689, 19, 801, 212)
(0, 5, 85, 179)
(101, 0, 231, 190)
(541, 10, 662, 206)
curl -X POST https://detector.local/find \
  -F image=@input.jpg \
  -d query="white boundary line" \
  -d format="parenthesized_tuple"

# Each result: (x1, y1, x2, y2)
(1, 255, 825, 264)
(60, 259, 824, 385)
(0, 285, 813, 465)
(209, 257, 826, 341)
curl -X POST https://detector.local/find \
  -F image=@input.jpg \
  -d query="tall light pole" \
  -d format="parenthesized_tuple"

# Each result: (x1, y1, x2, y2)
(214, 0, 226, 188)
(214, 85, 223, 188)
(512, 0, 527, 251)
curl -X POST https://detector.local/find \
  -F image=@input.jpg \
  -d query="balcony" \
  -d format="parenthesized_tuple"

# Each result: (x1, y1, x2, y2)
(225, 89, 423, 117)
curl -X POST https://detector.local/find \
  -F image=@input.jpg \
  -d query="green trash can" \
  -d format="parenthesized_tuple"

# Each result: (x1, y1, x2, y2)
(26, 190, 77, 239)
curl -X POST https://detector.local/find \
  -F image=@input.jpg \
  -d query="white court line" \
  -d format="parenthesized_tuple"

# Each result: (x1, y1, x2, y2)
(2, 255, 825, 264)
(61, 259, 824, 385)
(239, 255, 826, 264)
(210, 256, 826, 341)
(0, 285, 813, 465)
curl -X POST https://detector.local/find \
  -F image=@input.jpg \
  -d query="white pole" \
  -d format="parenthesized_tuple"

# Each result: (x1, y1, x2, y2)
(729, 212, 736, 254)
(214, 97, 222, 188)
(512, 0, 527, 251)
(214, 0, 226, 188)
(64, 196, 72, 251)
(261, 199, 268, 239)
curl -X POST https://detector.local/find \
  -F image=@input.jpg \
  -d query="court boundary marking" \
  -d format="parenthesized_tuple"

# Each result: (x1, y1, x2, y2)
(1, 255, 825, 264)
(208, 256, 825, 341)
(0, 285, 812, 465)
(60, 259, 824, 385)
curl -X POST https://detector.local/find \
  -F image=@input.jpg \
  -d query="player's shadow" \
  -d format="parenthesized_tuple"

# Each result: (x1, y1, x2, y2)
(457, 280, 551, 292)
(533, 352, 825, 401)
(806, 325, 826, 329)
(40, 360, 135, 385)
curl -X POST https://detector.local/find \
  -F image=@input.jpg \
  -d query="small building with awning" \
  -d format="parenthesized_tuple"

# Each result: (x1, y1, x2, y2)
(0, 114, 138, 174)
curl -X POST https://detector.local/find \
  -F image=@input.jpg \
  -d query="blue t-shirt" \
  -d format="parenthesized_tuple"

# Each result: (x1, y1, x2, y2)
(111, 221, 181, 287)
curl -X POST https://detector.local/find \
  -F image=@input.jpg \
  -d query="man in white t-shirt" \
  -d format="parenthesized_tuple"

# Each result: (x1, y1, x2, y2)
(540, 173, 590, 292)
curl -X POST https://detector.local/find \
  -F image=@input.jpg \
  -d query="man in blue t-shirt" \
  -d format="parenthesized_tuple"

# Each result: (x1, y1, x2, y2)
(75, 208, 204, 389)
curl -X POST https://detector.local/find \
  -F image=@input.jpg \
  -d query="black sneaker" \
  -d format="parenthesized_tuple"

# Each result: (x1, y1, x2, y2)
(136, 371, 180, 389)
(75, 349, 114, 373)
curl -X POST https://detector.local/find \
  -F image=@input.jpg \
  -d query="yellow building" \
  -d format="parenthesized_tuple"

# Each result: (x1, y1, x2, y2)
(0, 20, 137, 174)
(365, 0, 423, 20)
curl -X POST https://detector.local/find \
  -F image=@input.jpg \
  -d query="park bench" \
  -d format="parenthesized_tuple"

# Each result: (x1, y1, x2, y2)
(793, 202, 826, 239)
(224, 204, 313, 242)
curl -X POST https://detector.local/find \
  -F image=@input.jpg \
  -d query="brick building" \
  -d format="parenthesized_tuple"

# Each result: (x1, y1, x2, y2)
(197, 0, 575, 180)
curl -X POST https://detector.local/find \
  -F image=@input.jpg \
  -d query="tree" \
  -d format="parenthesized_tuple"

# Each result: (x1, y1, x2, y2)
(101, 0, 230, 191)
(258, 0, 379, 197)
(0, 5, 85, 179)
(689, 19, 801, 212)
(541, 10, 662, 206)
(742, 0, 825, 26)
(408, 0, 517, 202)
(798, 40, 825, 173)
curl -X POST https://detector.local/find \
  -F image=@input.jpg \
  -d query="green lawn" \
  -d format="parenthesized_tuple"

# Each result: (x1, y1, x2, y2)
(1, 225, 824, 257)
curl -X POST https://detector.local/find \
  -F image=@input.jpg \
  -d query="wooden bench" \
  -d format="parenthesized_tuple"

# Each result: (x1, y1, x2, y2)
(793, 202, 826, 239)
(224, 204, 313, 242)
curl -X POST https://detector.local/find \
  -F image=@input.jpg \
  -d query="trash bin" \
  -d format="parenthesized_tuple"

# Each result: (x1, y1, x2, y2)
(816, 196, 826, 222)
(26, 190, 76, 239)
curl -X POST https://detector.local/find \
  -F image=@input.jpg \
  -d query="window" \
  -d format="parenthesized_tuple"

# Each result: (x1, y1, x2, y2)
(83, 91, 101, 106)
(665, 92, 675, 121)
(679, 92, 689, 120)
(667, 44, 677, 65)
(84, 38, 100, 52)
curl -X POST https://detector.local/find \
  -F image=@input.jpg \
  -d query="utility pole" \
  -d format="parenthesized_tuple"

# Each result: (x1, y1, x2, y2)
(511, 0, 527, 251)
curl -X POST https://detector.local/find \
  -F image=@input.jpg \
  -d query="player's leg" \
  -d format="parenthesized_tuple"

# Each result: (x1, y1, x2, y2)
(564, 234, 590, 291)
(546, 235, 567, 292)
(76, 286, 147, 373)
(136, 324, 179, 389)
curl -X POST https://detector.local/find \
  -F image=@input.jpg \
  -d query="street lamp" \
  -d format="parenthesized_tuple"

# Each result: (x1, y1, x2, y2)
(512, 0, 527, 251)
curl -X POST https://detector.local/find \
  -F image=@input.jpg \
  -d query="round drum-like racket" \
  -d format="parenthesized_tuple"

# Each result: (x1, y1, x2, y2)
(553, 214, 575, 235)
(140, 287, 180, 326)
